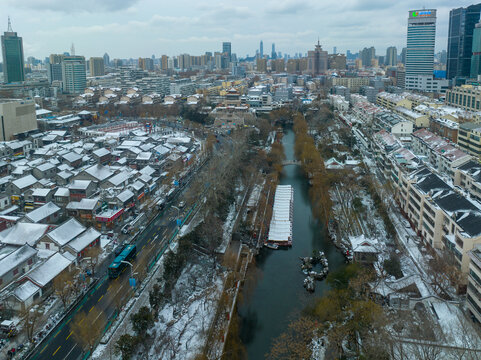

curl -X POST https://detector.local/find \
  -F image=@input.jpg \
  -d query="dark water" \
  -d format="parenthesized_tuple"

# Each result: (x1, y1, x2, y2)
(239, 129, 346, 359)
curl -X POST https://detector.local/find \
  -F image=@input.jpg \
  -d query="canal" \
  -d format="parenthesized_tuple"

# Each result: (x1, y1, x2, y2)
(239, 129, 346, 359)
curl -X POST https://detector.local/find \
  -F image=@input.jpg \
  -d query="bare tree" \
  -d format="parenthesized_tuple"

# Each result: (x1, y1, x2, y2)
(71, 309, 105, 353)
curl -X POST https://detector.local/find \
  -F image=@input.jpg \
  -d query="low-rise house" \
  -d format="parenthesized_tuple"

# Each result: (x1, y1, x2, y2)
(54, 188, 70, 208)
(31, 188, 55, 207)
(62, 152, 83, 168)
(68, 180, 96, 201)
(64, 227, 101, 258)
(24, 202, 61, 224)
(0, 222, 49, 247)
(66, 197, 100, 222)
(116, 189, 135, 209)
(0, 245, 38, 290)
(75, 164, 114, 184)
(38, 218, 86, 252)
(92, 148, 111, 165)
(32, 162, 57, 180)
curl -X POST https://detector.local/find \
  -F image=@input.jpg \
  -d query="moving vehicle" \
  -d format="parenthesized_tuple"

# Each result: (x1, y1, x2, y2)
(108, 244, 137, 278)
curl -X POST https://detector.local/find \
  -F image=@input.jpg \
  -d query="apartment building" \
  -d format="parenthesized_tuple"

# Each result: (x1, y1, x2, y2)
(467, 247, 481, 322)
(411, 129, 471, 177)
(397, 167, 481, 275)
(458, 122, 481, 159)
(454, 160, 481, 202)
(374, 111, 414, 136)
(331, 77, 370, 92)
(376, 92, 412, 110)
(445, 85, 481, 111)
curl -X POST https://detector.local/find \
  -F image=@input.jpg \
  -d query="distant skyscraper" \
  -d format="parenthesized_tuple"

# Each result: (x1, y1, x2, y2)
(333, 46, 337, 54)
(271, 43, 276, 59)
(61, 55, 86, 94)
(89, 57, 105, 76)
(47, 54, 63, 84)
(405, 9, 436, 89)
(361, 47, 375, 67)
(400, 47, 407, 65)
(222, 42, 231, 61)
(307, 40, 328, 75)
(385, 46, 398, 66)
(1, 18, 25, 83)
(447, 3, 481, 79)
(161, 55, 169, 70)
(260, 40, 263, 58)
(103, 53, 110, 67)
(471, 22, 481, 78)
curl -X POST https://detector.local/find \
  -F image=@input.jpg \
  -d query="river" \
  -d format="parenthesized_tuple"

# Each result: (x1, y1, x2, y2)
(238, 129, 346, 359)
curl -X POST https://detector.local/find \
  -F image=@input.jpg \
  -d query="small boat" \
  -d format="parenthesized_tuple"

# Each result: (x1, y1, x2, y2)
(264, 242, 279, 250)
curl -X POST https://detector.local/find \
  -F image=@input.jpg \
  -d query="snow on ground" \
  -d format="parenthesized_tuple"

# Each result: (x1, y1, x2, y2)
(147, 264, 224, 360)
(216, 203, 236, 254)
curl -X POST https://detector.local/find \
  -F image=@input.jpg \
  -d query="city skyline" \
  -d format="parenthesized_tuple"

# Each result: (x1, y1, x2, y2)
(2, 0, 474, 59)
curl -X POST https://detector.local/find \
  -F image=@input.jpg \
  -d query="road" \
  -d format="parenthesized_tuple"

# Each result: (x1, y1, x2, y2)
(28, 170, 204, 360)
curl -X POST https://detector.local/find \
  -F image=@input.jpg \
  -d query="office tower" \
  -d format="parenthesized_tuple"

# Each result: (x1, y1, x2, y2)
(400, 48, 406, 65)
(361, 47, 375, 67)
(103, 53, 110, 67)
(333, 46, 337, 54)
(438, 50, 447, 64)
(257, 58, 267, 72)
(328, 54, 346, 70)
(471, 22, 481, 78)
(271, 43, 276, 59)
(307, 40, 328, 75)
(260, 40, 263, 58)
(178, 54, 191, 70)
(138, 57, 154, 71)
(89, 57, 105, 76)
(61, 56, 86, 94)
(222, 42, 231, 61)
(405, 9, 436, 89)
(1, 18, 25, 83)
(447, 4, 481, 79)
(161, 55, 168, 70)
(47, 54, 63, 84)
(385, 46, 398, 66)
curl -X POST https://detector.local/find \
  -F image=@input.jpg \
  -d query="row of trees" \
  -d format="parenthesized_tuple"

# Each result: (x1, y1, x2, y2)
(293, 113, 332, 226)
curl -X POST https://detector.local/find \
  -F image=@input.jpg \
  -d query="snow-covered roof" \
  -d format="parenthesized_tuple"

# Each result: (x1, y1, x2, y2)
(84, 164, 114, 181)
(62, 152, 82, 163)
(66, 227, 101, 253)
(68, 179, 92, 191)
(349, 234, 380, 253)
(0, 245, 37, 278)
(117, 189, 135, 203)
(13, 281, 41, 302)
(92, 148, 110, 158)
(136, 152, 152, 161)
(12, 175, 38, 191)
(108, 170, 132, 186)
(139, 165, 156, 176)
(154, 144, 170, 156)
(47, 218, 86, 247)
(66, 197, 99, 211)
(32, 188, 52, 197)
(25, 202, 60, 223)
(0, 223, 49, 246)
(26, 252, 72, 287)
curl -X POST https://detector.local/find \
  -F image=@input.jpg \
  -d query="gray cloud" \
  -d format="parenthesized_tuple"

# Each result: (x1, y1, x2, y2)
(6, 0, 139, 13)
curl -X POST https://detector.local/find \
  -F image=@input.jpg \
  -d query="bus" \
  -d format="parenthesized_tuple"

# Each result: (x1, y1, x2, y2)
(108, 244, 137, 279)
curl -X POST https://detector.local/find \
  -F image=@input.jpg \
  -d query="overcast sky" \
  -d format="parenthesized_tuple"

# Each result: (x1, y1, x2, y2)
(1, 0, 477, 59)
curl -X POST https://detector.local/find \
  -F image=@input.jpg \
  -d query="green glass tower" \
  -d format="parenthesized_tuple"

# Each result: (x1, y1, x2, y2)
(1, 18, 25, 83)
(471, 22, 481, 79)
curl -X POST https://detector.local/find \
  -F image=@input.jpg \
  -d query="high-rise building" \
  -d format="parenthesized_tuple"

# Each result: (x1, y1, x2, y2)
(178, 54, 191, 70)
(103, 53, 110, 67)
(405, 9, 437, 90)
(0, 99, 37, 141)
(446, 3, 481, 79)
(138, 57, 154, 71)
(89, 57, 105, 76)
(361, 47, 375, 67)
(271, 43, 276, 59)
(307, 41, 328, 75)
(471, 22, 481, 78)
(1, 18, 24, 83)
(222, 42, 231, 61)
(333, 46, 337, 54)
(61, 55, 86, 94)
(260, 40, 263, 58)
(257, 58, 267, 72)
(47, 54, 63, 84)
(385, 46, 398, 66)
(328, 54, 346, 70)
(400, 47, 407, 65)
(161, 55, 169, 70)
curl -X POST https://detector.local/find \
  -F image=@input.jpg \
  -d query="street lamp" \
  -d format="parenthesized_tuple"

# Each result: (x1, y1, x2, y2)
(120, 260, 137, 287)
